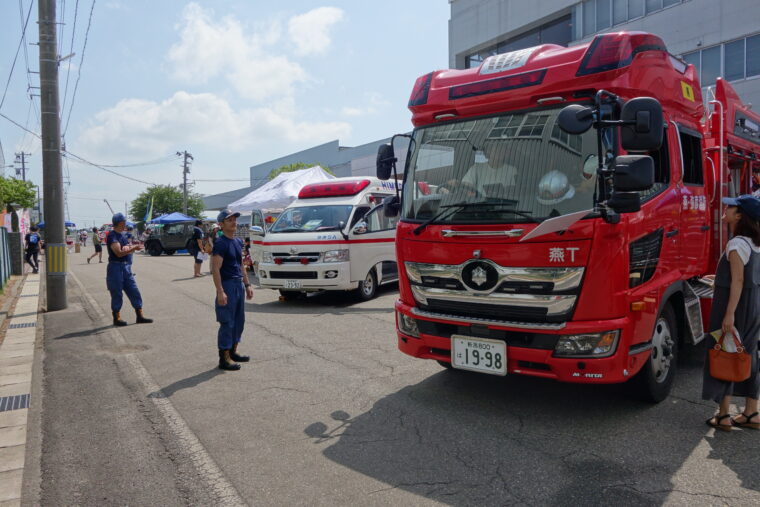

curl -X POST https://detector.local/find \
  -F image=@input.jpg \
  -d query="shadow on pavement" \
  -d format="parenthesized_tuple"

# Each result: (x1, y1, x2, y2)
(304, 348, 758, 505)
(148, 368, 223, 398)
(248, 283, 398, 316)
(54, 324, 115, 340)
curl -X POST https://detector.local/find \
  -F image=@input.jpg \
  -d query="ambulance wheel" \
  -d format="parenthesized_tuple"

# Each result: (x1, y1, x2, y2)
(147, 242, 163, 256)
(354, 270, 377, 301)
(628, 304, 678, 403)
(279, 290, 303, 301)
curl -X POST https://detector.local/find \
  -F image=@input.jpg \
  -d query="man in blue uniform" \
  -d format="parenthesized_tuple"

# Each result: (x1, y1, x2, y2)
(107, 213, 153, 326)
(212, 209, 253, 370)
(24, 226, 41, 273)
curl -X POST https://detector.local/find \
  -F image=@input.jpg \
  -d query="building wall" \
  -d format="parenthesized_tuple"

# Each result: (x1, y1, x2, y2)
(449, 0, 760, 107)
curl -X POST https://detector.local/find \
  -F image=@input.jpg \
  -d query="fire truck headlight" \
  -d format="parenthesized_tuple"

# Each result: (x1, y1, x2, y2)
(404, 262, 422, 283)
(262, 251, 274, 263)
(554, 330, 619, 358)
(397, 311, 420, 338)
(323, 249, 349, 263)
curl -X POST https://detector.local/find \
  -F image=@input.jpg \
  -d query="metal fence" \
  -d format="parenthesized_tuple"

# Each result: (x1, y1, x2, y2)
(0, 229, 11, 292)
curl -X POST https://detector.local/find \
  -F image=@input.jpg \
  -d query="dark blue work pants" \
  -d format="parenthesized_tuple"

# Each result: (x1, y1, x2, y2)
(215, 278, 245, 350)
(106, 262, 143, 312)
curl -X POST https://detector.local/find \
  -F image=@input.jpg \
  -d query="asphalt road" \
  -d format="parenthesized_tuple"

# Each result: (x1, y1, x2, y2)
(37, 248, 760, 506)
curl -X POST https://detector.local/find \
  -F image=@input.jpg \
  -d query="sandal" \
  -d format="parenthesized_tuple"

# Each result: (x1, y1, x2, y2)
(706, 413, 733, 432)
(732, 412, 760, 430)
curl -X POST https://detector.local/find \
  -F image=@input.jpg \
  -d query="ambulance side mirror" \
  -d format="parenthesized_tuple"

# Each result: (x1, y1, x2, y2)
(557, 104, 594, 134)
(613, 155, 655, 191)
(376, 143, 396, 181)
(352, 221, 368, 235)
(249, 226, 265, 236)
(620, 97, 663, 151)
(383, 195, 400, 218)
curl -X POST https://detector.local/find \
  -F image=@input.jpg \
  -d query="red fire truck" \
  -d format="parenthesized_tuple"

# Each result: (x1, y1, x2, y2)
(376, 32, 760, 402)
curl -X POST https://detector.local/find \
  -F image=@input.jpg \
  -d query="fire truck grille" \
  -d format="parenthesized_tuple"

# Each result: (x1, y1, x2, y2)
(416, 320, 559, 349)
(418, 299, 567, 323)
(269, 271, 318, 279)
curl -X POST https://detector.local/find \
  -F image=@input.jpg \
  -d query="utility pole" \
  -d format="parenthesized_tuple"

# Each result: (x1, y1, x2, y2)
(38, 0, 67, 310)
(14, 152, 31, 181)
(178, 150, 193, 214)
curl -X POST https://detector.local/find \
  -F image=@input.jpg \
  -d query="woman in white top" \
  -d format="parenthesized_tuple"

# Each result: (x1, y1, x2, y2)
(703, 195, 760, 431)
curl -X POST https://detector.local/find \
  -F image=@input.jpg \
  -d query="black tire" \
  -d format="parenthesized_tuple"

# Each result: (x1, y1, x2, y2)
(627, 303, 678, 403)
(147, 242, 163, 257)
(279, 290, 303, 301)
(354, 269, 377, 301)
(165, 249, 176, 256)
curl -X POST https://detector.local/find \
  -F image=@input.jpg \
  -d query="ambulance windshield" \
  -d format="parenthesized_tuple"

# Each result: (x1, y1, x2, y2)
(271, 205, 353, 233)
(402, 105, 612, 224)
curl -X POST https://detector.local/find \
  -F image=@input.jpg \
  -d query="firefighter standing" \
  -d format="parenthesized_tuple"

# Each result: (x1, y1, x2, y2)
(107, 213, 153, 326)
(211, 209, 253, 370)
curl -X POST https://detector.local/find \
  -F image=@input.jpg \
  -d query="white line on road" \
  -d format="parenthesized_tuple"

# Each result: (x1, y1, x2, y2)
(69, 271, 247, 506)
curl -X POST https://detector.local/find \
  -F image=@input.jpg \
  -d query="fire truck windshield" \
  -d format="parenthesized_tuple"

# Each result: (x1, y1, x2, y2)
(402, 105, 611, 224)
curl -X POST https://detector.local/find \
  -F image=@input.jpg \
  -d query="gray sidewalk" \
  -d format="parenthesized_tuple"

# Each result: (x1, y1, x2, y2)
(0, 273, 40, 506)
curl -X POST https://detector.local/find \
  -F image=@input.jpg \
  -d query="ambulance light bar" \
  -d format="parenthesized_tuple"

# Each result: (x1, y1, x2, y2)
(298, 179, 371, 199)
(577, 32, 666, 77)
(449, 68, 547, 100)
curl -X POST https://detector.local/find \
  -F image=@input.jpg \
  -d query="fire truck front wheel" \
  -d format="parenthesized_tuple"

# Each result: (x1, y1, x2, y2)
(628, 304, 678, 403)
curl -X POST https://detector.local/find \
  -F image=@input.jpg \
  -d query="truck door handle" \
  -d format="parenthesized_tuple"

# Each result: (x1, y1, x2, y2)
(700, 225, 710, 232)
(666, 229, 679, 238)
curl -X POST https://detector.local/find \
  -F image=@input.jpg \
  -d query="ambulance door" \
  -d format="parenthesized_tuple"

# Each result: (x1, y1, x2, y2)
(676, 125, 710, 276)
(249, 210, 266, 273)
(348, 204, 398, 283)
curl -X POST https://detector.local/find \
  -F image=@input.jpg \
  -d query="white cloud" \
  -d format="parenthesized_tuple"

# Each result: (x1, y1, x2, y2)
(167, 3, 307, 101)
(75, 91, 351, 162)
(288, 7, 344, 56)
(340, 92, 390, 117)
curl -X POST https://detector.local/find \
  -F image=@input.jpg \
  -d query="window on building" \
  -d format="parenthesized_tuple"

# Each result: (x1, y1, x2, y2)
(646, 0, 663, 14)
(628, 0, 644, 19)
(596, 0, 611, 30)
(724, 40, 745, 82)
(682, 51, 700, 77)
(518, 114, 549, 137)
(747, 34, 760, 77)
(577, 0, 685, 40)
(613, 0, 628, 25)
(583, 0, 596, 37)
(680, 132, 703, 186)
(700, 45, 721, 86)
(663, 0, 680, 6)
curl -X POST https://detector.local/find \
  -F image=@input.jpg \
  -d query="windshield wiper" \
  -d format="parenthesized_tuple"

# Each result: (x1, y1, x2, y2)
(454, 199, 541, 222)
(274, 227, 303, 233)
(413, 201, 470, 235)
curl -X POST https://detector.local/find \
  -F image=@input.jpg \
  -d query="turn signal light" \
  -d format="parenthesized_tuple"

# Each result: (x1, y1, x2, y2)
(630, 301, 646, 311)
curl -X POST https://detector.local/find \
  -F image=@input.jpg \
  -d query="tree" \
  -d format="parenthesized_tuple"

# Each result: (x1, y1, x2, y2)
(0, 177, 36, 210)
(129, 185, 205, 223)
(267, 162, 334, 181)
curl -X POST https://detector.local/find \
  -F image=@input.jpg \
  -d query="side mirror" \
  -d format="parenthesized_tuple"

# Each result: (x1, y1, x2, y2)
(607, 192, 641, 213)
(557, 104, 594, 134)
(352, 221, 368, 235)
(613, 155, 655, 191)
(376, 143, 395, 181)
(621, 97, 663, 151)
(249, 225, 265, 236)
(383, 195, 400, 218)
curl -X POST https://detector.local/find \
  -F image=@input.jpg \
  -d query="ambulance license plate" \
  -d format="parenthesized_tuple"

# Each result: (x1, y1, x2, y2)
(451, 335, 507, 376)
(284, 280, 301, 289)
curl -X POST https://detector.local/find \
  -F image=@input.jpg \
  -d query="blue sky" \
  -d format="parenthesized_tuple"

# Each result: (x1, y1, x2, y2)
(0, 0, 449, 226)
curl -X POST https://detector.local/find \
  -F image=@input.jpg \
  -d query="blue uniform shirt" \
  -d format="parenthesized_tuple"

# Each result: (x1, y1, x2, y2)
(212, 234, 243, 281)
(106, 230, 131, 264)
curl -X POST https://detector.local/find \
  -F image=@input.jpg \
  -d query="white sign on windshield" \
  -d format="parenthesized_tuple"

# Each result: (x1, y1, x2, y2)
(519, 209, 593, 242)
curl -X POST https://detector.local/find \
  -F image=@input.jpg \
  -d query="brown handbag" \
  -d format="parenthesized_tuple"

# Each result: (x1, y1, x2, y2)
(709, 331, 752, 382)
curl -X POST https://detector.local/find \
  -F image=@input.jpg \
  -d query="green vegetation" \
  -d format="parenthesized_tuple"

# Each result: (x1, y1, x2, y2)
(129, 184, 205, 222)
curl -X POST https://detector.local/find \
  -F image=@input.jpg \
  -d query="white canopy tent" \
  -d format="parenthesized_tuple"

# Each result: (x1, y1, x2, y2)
(227, 166, 336, 213)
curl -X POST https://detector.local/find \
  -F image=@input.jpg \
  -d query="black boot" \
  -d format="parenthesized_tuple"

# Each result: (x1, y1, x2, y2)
(113, 311, 128, 327)
(230, 343, 250, 362)
(135, 309, 153, 324)
(218, 350, 241, 371)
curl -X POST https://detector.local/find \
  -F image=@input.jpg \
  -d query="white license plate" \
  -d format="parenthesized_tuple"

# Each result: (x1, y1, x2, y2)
(284, 280, 302, 289)
(451, 335, 507, 376)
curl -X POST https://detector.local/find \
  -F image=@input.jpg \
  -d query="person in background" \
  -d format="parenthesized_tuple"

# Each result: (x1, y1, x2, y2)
(243, 237, 253, 271)
(703, 195, 760, 431)
(79, 229, 88, 247)
(211, 209, 253, 371)
(190, 219, 205, 277)
(106, 213, 153, 327)
(24, 226, 41, 274)
(87, 227, 103, 264)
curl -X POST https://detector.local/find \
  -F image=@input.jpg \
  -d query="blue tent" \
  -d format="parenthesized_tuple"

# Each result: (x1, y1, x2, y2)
(37, 221, 76, 228)
(150, 212, 196, 224)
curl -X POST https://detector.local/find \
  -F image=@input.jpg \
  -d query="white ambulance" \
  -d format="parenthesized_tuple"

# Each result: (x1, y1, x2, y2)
(251, 177, 400, 301)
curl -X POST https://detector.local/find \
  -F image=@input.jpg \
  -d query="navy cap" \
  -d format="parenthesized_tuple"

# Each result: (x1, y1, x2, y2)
(216, 208, 240, 223)
(112, 212, 126, 225)
(722, 194, 760, 221)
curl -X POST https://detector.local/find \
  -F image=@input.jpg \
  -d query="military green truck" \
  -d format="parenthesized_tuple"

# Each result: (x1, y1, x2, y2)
(143, 221, 198, 256)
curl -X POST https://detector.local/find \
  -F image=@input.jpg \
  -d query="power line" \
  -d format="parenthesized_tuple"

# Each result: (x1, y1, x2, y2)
(0, 0, 34, 111)
(62, 0, 95, 137)
(60, 0, 79, 122)
(62, 151, 158, 185)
